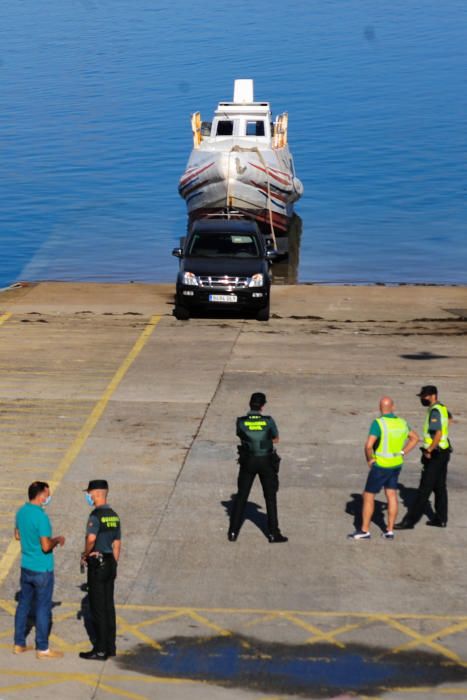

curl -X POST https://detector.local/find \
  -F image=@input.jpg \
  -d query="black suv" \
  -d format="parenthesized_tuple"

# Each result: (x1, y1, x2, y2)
(172, 219, 276, 321)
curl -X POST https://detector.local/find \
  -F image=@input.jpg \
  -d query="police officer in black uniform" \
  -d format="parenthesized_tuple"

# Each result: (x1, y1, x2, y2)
(229, 392, 287, 543)
(395, 385, 453, 530)
(80, 480, 121, 660)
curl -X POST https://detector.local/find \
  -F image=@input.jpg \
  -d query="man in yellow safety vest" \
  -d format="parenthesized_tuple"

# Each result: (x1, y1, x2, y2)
(348, 396, 419, 540)
(395, 385, 452, 530)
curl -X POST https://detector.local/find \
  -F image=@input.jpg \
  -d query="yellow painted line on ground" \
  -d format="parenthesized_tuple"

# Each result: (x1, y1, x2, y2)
(2, 598, 467, 674)
(0, 313, 12, 328)
(81, 678, 150, 700)
(0, 668, 198, 689)
(1, 667, 467, 697)
(4, 599, 464, 622)
(0, 678, 67, 694)
(135, 610, 187, 629)
(306, 620, 368, 645)
(391, 618, 467, 656)
(49, 313, 161, 487)
(116, 614, 163, 651)
(0, 599, 17, 615)
(381, 615, 465, 665)
(0, 314, 161, 587)
(116, 605, 467, 621)
(278, 612, 347, 648)
(187, 610, 232, 637)
(244, 612, 281, 629)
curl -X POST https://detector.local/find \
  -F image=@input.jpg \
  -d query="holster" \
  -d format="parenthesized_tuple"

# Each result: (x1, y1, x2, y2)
(237, 444, 249, 466)
(271, 451, 281, 474)
(87, 554, 105, 569)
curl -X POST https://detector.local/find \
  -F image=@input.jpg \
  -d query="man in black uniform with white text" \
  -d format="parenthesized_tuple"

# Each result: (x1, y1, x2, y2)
(229, 392, 287, 543)
(80, 480, 121, 660)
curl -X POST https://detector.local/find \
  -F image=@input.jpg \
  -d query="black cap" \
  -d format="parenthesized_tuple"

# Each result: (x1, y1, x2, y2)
(417, 385, 438, 397)
(250, 392, 266, 408)
(84, 479, 109, 492)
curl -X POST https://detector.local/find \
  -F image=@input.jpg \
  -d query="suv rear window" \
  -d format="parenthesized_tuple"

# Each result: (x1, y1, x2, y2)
(187, 233, 260, 258)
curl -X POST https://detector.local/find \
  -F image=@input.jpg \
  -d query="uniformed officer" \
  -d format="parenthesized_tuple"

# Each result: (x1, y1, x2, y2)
(395, 385, 452, 530)
(79, 480, 121, 660)
(228, 392, 287, 543)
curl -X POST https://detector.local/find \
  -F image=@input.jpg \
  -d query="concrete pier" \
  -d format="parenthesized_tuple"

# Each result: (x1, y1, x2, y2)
(0, 282, 466, 699)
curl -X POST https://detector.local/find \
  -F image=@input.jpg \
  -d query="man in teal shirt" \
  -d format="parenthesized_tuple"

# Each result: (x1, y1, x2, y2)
(14, 481, 65, 658)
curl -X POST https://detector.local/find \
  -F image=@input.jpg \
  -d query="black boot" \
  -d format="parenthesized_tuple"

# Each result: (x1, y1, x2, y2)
(426, 518, 447, 527)
(79, 649, 108, 660)
(268, 530, 288, 543)
(394, 519, 415, 530)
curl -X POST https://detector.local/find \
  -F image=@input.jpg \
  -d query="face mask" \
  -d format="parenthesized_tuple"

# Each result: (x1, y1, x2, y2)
(421, 398, 431, 407)
(42, 495, 52, 507)
(85, 493, 94, 507)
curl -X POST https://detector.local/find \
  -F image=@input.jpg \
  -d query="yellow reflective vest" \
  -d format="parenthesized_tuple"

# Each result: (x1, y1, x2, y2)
(423, 402, 450, 450)
(373, 416, 409, 468)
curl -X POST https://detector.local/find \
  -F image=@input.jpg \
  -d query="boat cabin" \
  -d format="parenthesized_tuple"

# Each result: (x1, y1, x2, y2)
(210, 78, 270, 140)
(211, 107, 271, 140)
(191, 79, 288, 148)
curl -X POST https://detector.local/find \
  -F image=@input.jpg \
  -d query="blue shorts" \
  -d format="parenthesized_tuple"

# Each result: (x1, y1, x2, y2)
(364, 465, 401, 494)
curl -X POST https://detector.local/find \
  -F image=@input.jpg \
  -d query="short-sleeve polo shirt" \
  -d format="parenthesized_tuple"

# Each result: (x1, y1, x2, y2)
(15, 502, 54, 572)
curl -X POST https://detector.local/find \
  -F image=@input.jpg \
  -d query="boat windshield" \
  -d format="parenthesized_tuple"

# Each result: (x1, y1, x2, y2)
(216, 120, 234, 136)
(246, 120, 265, 136)
(187, 233, 260, 258)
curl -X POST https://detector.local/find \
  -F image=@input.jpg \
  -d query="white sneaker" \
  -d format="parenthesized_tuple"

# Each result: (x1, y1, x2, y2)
(347, 530, 371, 540)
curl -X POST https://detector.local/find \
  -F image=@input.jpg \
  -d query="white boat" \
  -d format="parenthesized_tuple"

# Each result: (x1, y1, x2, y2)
(178, 79, 303, 236)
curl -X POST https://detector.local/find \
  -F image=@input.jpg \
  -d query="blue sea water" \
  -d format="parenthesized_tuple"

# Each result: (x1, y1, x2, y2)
(1, 0, 466, 286)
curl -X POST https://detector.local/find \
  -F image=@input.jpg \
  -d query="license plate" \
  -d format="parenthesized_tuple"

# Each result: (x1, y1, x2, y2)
(209, 294, 237, 303)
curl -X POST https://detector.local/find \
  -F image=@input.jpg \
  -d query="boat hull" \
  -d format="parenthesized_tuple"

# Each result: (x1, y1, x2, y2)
(179, 145, 303, 234)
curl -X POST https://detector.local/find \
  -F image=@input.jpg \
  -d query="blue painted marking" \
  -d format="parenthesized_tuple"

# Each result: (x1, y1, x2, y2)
(186, 190, 204, 204)
(118, 635, 467, 695)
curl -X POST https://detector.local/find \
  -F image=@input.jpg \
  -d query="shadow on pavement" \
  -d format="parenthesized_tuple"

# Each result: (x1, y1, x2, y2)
(398, 482, 436, 521)
(76, 584, 96, 650)
(117, 633, 467, 697)
(345, 493, 387, 532)
(221, 497, 269, 539)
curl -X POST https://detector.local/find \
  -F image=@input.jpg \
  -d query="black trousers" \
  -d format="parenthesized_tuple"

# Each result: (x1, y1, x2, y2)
(408, 449, 450, 525)
(230, 455, 279, 534)
(87, 556, 117, 654)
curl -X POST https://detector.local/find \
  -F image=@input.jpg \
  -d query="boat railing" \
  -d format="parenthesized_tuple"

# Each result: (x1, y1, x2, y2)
(191, 112, 202, 148)
(272, 112, 288, 149)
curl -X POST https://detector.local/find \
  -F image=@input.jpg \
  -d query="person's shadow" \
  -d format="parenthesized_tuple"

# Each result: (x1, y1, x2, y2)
(77, 584, 96, 649)
(222, 495, 269, 538)
(345, 493, 387, 532)
(398, 482, 435, 520)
